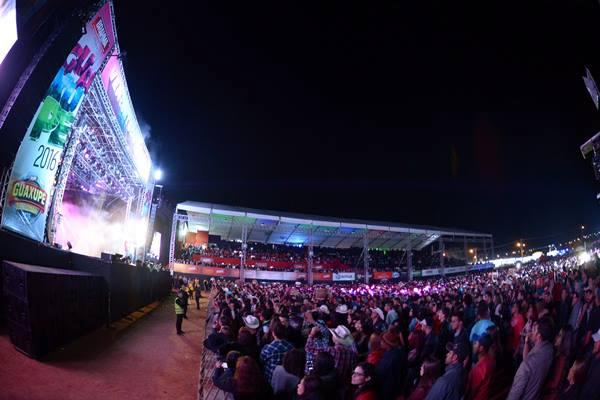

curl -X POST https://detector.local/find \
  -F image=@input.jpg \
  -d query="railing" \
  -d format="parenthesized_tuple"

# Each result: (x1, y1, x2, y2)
(198, 292, 233, 400)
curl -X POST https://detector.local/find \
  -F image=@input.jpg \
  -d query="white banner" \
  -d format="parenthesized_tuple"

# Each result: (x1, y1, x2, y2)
(332, 272, 356, 281)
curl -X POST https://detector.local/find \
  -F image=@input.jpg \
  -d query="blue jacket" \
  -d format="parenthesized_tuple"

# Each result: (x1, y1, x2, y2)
(425, 363, 465, 400)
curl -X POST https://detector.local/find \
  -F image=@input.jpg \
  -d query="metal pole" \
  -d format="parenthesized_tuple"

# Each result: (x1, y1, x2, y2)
(440, 238, 445, 277)
(464, 237, 468, 264)
(308, 227, 314, 285)
(407, 234, 413, 282)
(241, 224, 247, 283)
(363, 231, 369, 284)
(490, 236, 495, 259)
(482, 237, 487, 260)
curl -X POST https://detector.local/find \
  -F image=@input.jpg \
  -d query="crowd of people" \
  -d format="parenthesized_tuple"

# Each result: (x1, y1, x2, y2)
(194, 253, 600, 400)
(177, 238, 466, 273)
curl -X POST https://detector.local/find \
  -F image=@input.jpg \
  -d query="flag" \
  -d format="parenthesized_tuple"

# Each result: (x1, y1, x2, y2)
(583, 67, 599, 110)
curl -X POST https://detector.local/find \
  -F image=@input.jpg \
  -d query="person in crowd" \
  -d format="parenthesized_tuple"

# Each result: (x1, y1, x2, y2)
(260, 321, 294, 383)
(376, 330, 407, 400)
(194, 281, 202, 310)
(232, 355, 273, 400)
(543, 325, 574, 399)
(450, 311, 469, 349)
(436, 307, 452, 360)
(325, 325, 358, 382)
(370, 308, 387, 333)
(568, 292, 583, 334)
(579, 288, 600, 349)
(470, 303, 495, 343)
(312, 352, 340, 400)
(304, 310, 332, 372)
(367, 333, 385, 365)
(385, 302, 399, 327)
(578, 328, 600, 400)
(557, 289, 571, 329)
(558, 357, 587, 400)
(353, 318, 372, 357)
(508, 303, 525, 357)
(175, 289, 186, 335)
(212, 350, 242, 393)
(181, 281, 189, 319)
(272, 348, 305, 399)
(425, 342, 468, 400)
(507, 317, 556, 400)
(407, 356, 441, 400)
(420, 318, 438, 361)
(465, 334, 495, 400)
(351, 362, 378, 400)
(297, 375, 324, 400)
(237, 327, 260, 361)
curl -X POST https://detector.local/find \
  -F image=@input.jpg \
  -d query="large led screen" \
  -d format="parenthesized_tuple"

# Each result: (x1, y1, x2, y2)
(0, 0, 18, 66)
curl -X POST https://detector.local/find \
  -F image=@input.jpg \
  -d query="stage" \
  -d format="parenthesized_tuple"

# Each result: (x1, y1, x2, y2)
(0, 295, 207, 400)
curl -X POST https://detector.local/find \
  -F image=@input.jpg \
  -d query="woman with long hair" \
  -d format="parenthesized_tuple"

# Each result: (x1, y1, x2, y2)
(297, 375, 324, 400)
(232, 356, 273, 400)
(272, 349, 306, 400)
(351, 362, 378, 400)
(407, 356, 441, 400)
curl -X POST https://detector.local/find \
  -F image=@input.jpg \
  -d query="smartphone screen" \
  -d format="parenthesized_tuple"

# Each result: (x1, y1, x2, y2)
(222, 362, 228, 369)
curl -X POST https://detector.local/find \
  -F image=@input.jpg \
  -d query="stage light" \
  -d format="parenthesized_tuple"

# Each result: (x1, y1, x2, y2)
(153, 169, 163, 181)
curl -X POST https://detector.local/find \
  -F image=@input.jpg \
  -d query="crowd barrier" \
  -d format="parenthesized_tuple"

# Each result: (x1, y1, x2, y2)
(199, 291, 232, 400)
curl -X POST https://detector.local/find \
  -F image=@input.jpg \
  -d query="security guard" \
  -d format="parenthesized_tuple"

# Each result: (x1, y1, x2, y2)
(175, 290, 186, 335)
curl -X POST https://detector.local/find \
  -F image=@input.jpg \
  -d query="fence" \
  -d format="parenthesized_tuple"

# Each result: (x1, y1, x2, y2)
(198, 291, 232, 400)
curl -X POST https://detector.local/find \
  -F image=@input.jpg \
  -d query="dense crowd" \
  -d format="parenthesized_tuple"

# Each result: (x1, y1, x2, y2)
(196, 253, 600, 400)
(177, 238, 466, 273)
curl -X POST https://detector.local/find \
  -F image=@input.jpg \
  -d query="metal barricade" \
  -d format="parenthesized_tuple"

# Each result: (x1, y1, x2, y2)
(198, 292, 233, 400)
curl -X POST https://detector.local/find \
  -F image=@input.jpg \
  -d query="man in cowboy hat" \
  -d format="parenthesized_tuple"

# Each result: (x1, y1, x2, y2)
(327, 325, 358, 382)
(370, 307, 387, 333)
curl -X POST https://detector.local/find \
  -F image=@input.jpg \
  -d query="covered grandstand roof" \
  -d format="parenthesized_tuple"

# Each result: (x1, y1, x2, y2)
(175, 201, 492, 251)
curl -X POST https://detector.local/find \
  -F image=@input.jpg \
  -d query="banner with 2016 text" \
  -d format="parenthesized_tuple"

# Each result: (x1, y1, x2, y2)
(1, 2, 114, 242)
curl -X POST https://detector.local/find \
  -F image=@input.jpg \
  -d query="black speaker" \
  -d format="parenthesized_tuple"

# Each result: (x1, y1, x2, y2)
(2, 261, 107, 359)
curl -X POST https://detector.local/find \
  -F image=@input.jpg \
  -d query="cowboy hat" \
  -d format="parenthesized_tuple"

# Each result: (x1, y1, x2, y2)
(329, 325, 354, 347)
(243, 315, 260, 330)
(335, 304, 349, 314)
(371, 307, 384, 321)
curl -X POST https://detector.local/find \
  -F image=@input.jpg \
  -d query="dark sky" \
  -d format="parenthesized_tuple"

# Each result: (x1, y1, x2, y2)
(114, 0, 600, 251)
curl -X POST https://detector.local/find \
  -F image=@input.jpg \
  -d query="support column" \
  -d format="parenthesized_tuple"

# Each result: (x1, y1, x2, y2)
(241, 224, 248, 283)
(363, 231, 370, 284)
(308, 245, 314, 285)
(490, 237, 495, 259)
(464, 237, 469, 264)
(440, 238, 445, 277)
(407, 234, 413, 282)
(483, 237, 487, 260)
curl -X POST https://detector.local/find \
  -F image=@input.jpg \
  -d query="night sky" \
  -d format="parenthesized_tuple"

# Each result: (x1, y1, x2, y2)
(114, 0, 600, 251)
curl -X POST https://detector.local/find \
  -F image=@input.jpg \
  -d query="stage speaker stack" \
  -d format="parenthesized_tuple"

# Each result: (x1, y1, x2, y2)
(2, 261, 107, 359)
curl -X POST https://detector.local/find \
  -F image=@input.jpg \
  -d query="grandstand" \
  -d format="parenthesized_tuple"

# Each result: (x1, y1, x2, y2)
(170, 201, 494, 283)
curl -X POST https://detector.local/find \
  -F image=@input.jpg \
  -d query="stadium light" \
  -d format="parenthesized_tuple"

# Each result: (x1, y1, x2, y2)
(153, 169, 163, 181)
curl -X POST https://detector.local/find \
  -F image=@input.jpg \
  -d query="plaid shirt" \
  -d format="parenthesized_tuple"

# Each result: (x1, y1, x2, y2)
(260, 339, 294, 382)
(305, 334, 330, 373)
(328, 343, 357, 383)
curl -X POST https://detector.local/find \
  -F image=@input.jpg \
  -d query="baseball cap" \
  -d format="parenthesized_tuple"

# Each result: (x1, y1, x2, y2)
(476, 334, 493, 351)
(446, 342, 469, 362)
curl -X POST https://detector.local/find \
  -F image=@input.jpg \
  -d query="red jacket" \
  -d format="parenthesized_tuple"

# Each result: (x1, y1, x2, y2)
(465, 354, 495, 400)
(354, 388, 378, 400)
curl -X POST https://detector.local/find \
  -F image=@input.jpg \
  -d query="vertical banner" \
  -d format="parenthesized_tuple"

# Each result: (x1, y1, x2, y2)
(1, 2, 114, 241)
